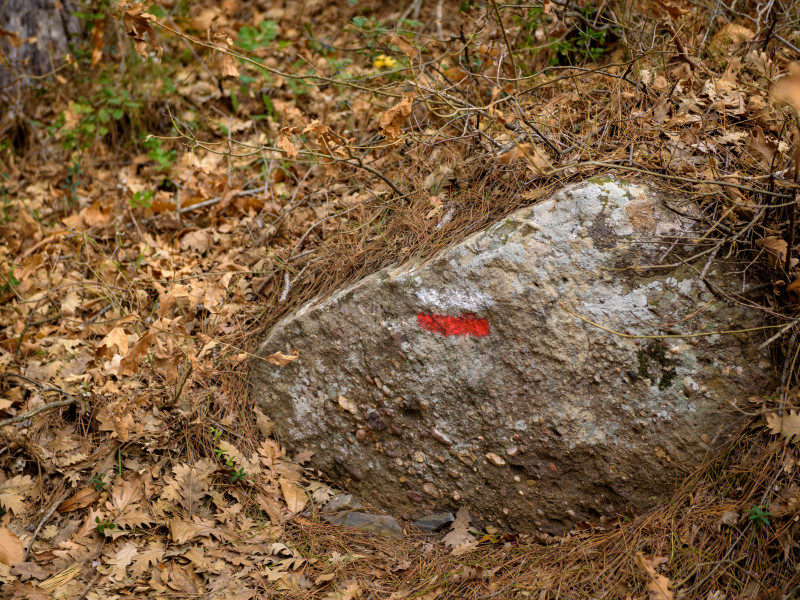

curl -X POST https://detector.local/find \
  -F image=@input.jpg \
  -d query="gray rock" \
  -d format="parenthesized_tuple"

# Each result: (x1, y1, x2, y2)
(323, 512, 404, 538)
(415, 512, 456, 532)
(251, 177, 772, 534)
(322, 494, 363, 513)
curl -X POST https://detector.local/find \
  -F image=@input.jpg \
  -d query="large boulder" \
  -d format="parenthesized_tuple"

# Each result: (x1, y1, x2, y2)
(251, 177, 772, 534)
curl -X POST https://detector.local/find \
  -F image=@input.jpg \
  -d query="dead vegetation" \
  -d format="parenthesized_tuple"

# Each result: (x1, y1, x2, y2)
(2, 0, 800, 597)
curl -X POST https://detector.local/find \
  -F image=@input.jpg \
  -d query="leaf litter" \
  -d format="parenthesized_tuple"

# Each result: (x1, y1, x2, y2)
(1, 0, 800, 598)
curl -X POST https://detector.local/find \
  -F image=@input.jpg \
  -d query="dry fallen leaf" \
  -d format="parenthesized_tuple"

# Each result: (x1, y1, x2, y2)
(444, 66, 468, 83)
(390, 34, 415, 58)
(96, 405, 136, 442)
(277, 126, 300, 159)
(766, 410, 800, 443)
(12, 561, 49, 582)
(715, 510, 739, 530)
(168, 516, 218, 545)
(651, 0, 688, 19)
(709, 23, 754, 56)
(57, 488, 101, 513)
(280, 477, 307, 513)
(0, 27, 23, 48)
(744, 125, 780, 173)
(0, 527, 24, 566)
(0, 475, 35, 515)
(159, 462, 214, 515)
(294, 448, 315, 465)
(772, 63, 800, 112)
(443, 506, 476, 553)
(636, 552, 674, 600)
(220, 53, 239, 78)
(266, 350, 299, 366)
(96, 327, 129, 359)
(451, 564, 487, 584)
(302, 120, 350, 175)
(130, 542, 165, 577)
(90, 18, 105, 66)
(757, 236, 789, 269)
(322, 580, 362, 600)
(379, 95, 415, 141)
(104, 542, 138, 581)
(118, 2, 163, 58)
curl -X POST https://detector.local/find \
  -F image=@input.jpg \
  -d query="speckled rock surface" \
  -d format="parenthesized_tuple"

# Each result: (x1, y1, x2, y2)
(251, 177, 773, 534)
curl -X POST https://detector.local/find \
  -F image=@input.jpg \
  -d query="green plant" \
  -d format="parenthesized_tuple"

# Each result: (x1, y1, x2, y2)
(143, 138, 176, 173)
(214, 445, 232, 465)
(1, 263, 19, 294)
(134, 243, 148, 269)
(515, 5, 616, 67)
(62, 157, 82, 201)
(53, 77, 143, 154)
(89, 473, 108, 491)
(0, 180, 9, 226)
(349, 16, 393, 48)
(551, 25, 609, 65)
(747, 505, 771, 528)
(72, 0, 111, 30)
(130, 189, 154, 209)
(237, 20, 277, 51)
(95, 516, 116, 534)
(211, 427, 248, 483)
(211, 426, 233, 467)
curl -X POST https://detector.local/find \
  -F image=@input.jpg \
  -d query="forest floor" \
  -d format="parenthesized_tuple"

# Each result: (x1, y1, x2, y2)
(2, 0, 800, 598)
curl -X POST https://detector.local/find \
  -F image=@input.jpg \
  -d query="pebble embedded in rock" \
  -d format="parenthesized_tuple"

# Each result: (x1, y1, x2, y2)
(406, 490, 424, 503)
(430, 427, 453, 446)
(422, 483, 440, 498)
(486, 452, 506, 467)
(367, 410, 386, 431)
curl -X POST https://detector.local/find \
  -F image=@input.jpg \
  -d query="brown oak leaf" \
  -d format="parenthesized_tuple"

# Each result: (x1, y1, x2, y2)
(379, 95, 415, 141)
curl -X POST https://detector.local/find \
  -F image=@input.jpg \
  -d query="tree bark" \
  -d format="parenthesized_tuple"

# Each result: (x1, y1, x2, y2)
(0, 0, 83, 94)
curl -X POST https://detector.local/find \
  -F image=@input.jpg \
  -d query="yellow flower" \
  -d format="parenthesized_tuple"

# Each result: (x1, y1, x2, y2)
(373, 54, 398, 69)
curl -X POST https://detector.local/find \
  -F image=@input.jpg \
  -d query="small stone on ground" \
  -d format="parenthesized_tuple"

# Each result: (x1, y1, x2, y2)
(415, 512, 456, 532)
(322, 494, 364, 513)
(323, 512, 404, 538)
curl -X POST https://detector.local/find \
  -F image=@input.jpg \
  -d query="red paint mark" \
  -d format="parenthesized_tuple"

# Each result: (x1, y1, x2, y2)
(416, 313, 490, 337)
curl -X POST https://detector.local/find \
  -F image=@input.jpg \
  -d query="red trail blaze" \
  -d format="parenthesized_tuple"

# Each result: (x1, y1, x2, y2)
(416, 313, 490, 337)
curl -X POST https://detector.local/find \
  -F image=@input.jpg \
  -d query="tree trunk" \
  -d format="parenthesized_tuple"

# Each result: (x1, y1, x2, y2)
(0, 0, 83, 94)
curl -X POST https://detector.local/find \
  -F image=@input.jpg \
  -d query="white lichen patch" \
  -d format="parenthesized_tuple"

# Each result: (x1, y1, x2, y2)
(413, 286, 493, 311)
